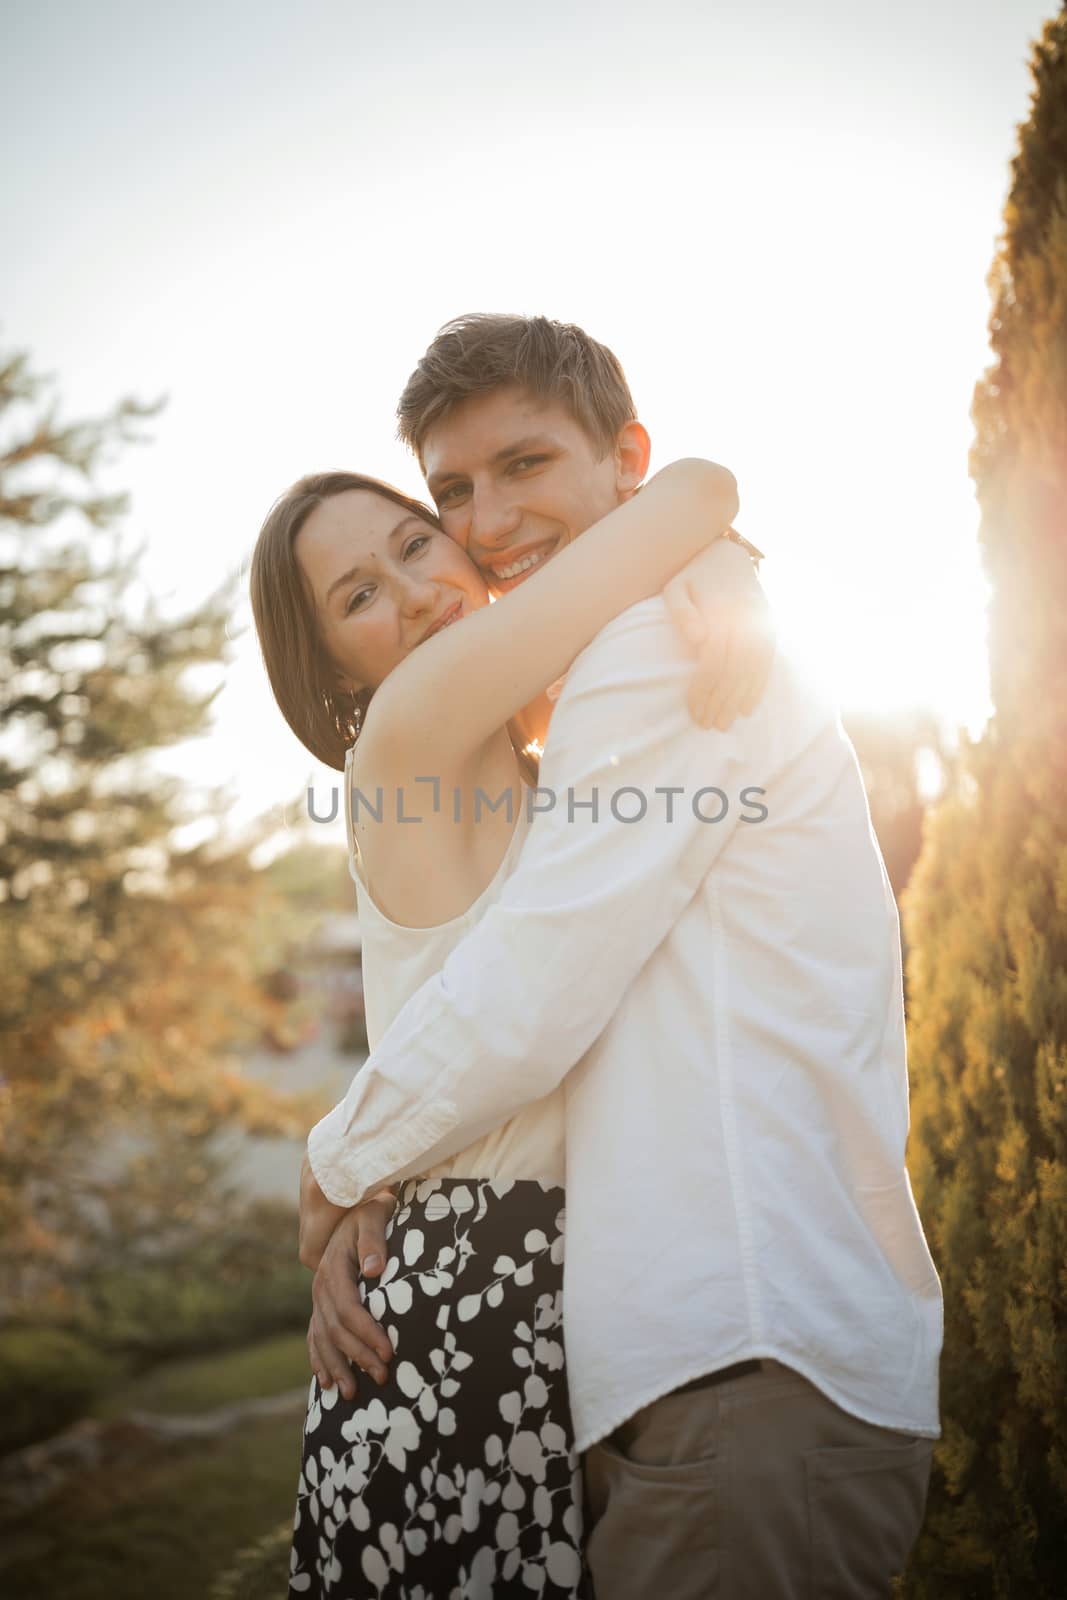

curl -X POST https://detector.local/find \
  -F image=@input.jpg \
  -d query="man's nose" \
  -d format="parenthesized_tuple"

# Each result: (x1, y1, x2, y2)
(469, 482, 522, 549)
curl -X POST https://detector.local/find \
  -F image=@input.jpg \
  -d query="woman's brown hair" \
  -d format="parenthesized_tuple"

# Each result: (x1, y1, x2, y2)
(250, 471, 441, 772)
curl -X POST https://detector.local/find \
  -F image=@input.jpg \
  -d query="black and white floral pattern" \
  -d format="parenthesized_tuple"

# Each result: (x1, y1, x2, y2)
(289, 1177, 590, 1598)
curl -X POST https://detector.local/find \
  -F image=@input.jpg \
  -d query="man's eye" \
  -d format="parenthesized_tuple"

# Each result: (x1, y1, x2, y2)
(345, 587, 374, 614)
(511, 455, 547, 473)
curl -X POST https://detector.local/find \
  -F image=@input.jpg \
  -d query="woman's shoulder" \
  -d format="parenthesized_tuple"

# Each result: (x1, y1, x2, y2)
(346, 736, 528, 929)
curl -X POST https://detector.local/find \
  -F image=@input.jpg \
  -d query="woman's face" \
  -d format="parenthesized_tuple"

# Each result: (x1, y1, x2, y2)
(295, 489, 489, 695)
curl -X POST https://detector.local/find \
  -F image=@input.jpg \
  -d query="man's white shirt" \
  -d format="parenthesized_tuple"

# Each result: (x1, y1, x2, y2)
(309, 599, 943, 1452)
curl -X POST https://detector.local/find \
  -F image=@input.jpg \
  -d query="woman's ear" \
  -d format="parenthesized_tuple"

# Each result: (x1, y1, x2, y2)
(334, 668, 365, 698)
(613, 421, 652, 499)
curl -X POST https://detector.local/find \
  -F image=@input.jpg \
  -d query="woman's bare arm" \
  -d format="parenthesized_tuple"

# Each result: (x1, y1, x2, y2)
(358, 457, 738, 781)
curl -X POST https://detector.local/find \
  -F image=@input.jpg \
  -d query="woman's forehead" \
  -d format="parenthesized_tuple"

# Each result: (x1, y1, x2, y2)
(298, 492, 428, 581)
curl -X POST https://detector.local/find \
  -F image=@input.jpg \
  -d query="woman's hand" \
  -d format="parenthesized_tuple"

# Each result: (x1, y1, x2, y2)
(298, 1151, 353, 1271)
(663, 536, 775, 730)
(307, 1194, 398, 1400)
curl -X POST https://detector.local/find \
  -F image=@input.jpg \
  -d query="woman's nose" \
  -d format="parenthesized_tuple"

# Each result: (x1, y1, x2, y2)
(397, 574, 438, 616)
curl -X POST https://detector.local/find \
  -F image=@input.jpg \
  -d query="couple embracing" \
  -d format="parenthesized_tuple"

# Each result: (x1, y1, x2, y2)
(250, 313, 942, 1599)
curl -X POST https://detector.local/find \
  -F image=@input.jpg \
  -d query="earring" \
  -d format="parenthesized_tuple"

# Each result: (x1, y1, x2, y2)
(349, 687, 371, 742)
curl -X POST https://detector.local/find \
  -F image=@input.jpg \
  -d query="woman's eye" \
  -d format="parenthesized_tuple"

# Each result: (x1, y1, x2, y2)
(345, 587, 374, 614)
(403, 535, 431, 559)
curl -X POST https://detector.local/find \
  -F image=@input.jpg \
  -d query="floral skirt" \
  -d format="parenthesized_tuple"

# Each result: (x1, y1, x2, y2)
(288, 1177, 591, 1599)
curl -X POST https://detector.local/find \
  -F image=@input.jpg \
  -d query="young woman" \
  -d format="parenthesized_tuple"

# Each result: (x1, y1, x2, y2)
(251, 457, 743, 1599)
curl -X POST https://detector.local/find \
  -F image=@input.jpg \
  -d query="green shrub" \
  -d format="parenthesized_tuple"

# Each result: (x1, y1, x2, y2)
(76, 1199, 310, 1366)
(210, 1518, 293, 1600)
(1, 1199, 311, 1453)
(0, 1326, 119, 1455)
(82, 1255, 308, 1365)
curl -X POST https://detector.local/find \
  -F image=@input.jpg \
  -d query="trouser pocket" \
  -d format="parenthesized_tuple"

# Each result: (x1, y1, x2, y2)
(585, 1435, 720, 1600)
(805, 1433, 933, 1598)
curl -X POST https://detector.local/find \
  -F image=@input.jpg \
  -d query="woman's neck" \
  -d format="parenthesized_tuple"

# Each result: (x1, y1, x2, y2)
(509, 691, 554, 763)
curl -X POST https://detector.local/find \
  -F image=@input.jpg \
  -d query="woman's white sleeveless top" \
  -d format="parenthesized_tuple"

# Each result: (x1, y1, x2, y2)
(343, 746, 565, 1185)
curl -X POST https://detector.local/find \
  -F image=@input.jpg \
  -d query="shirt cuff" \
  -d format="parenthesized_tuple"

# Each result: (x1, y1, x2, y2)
(306, 1091, 462, 1208)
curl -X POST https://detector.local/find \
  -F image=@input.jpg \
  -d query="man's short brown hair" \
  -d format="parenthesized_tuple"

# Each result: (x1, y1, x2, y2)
(396, 313, 638, 464)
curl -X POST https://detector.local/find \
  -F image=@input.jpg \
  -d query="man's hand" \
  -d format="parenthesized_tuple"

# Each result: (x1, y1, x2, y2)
(307, 1195, 397, 1400)
(663, 535, 775, 731)
(299, 1151, 352, 1271)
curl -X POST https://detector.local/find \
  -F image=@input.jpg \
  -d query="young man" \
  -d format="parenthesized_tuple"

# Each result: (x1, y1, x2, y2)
(302, 315, 943, 1597)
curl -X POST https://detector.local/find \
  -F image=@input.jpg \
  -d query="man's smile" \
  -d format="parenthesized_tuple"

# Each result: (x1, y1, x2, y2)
(486, 537, 562, 590)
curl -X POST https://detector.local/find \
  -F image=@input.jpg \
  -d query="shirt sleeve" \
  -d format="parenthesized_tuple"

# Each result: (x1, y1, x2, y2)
(307, 599, 769, 1206)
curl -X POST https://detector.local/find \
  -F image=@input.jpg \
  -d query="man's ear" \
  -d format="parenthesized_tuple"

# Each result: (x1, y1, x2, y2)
(613, 421, 652, 500)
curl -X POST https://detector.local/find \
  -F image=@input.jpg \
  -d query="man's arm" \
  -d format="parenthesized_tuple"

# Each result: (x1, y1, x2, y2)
(308, 599, 772, 1207)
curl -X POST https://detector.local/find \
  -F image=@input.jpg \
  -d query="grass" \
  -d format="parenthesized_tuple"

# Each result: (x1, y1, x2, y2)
(92, 1329, 311, 1418)
(0, 1333, 311, 1600)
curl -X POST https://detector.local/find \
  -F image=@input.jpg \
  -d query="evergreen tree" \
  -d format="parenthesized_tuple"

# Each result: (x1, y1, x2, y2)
(843, 710, 956, 901)
(902, 11, 1067, 1594)
(0, 350, 307, 1317)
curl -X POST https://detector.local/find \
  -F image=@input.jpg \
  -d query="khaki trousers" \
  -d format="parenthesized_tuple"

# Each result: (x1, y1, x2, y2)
(582, 1361, 933, 1600)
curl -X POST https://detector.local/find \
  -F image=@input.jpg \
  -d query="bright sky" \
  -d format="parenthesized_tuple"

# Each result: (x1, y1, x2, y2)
(2, 0, 1052, 830)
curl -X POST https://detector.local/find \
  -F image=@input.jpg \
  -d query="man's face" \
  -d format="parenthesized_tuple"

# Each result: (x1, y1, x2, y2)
(421, 386, 631, 594)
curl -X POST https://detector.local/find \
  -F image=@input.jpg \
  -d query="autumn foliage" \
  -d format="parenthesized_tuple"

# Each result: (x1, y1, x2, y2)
(0, 352, 309, 1323)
